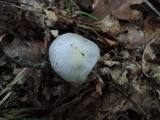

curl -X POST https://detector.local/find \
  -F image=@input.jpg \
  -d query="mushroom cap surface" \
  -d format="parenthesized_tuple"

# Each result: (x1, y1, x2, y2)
(49, 33, 100, 84)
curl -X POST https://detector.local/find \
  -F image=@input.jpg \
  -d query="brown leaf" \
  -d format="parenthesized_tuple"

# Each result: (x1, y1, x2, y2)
(3, 36, 44, 63)
(116, 25, 144, 49)
(97, 37, 117, 46)
(95, 74, 104, 95)
(144, 17, 160, 45)
(112, 0, 143, 20)
(44, 9, 58, 22)
(93, 0, 143, 20)
(96, 15, 120, 34)
(67, 95, 100, 120)
(92, 0, 127, 20)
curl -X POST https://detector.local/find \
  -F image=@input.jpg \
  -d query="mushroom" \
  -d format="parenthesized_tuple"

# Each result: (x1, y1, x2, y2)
(49, 33, 100, 84)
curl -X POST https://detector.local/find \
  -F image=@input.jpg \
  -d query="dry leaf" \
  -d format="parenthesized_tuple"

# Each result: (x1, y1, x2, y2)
(20, 0, 48, 10)
(116, 25, 144, 49)
(92, 0, 144, 20)
(50, 30, 59, 37)
(92, 0, 127, 20)
(144, 17, 160, 45)
(97, 37, 117, 46)
(112, 0, 144, 20)
(44, 9, 58, 22)
(96, 15, 120, 34)
(95, 73, 104, 95)
(0, 33, 7, 42)
(104, 61, 120, 67)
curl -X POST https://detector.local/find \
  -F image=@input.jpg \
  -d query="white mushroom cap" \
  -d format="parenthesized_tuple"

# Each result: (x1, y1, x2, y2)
(49, 33, 100, 84)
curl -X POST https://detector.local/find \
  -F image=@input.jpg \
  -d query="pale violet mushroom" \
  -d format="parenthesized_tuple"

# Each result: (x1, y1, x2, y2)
(49, 33, 100, 84)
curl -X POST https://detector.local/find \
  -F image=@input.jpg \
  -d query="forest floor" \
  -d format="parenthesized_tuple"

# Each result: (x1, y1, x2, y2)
(0, 0, 160, 120)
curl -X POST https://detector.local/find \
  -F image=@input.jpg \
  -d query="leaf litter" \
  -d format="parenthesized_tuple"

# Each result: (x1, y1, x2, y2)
(0, 0, 160, 120)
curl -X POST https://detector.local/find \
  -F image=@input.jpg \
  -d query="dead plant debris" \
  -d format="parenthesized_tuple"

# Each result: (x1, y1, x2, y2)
(0, 0, 160, 120)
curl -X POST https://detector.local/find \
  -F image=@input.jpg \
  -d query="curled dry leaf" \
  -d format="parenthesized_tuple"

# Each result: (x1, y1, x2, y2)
(92, 0, 100, 9)
(92, 0, 127, 20)
(74, 0, 95, 11)
(3, 36, 44, 63)
(144, 17, 160, 45)
(0, 33, 7, 66)
(90, 0, 144, 34)
(100, 61, 142, 87)
(93, 0, 144, 20)
(112, 0, 144, 20)
(149, 65, 160, 85)
(99, 53, 111, 62)
(101, 66, 128, 86)
(50, 30, 59, 38)
(116, 25, 144, 49)
(95, 73, 104, 95)
(143, 46, 156, 61)
(96, 15, 120, 34)
(97, 37, 117, 46)
(0, 33, 6, 42)
(44, 9, 58, 22)
(104, 61, 120, 67)
(155, 89, 160, 100)
(120, 50, 130, 59)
